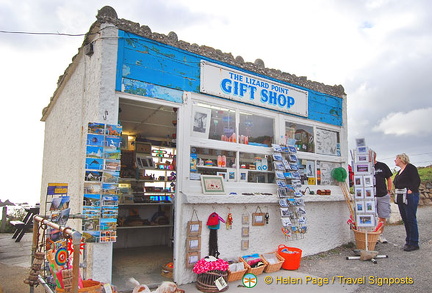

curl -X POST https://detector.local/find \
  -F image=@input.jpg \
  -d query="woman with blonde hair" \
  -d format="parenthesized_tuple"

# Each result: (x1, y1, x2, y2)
(393, 153, 421, 251)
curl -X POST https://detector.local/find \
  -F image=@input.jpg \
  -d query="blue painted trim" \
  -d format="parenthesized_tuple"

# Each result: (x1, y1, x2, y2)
(116, 30, 343, 126)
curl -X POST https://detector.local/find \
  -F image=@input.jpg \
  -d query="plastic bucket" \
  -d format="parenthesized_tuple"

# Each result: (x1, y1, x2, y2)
(277, 245, 302, 270)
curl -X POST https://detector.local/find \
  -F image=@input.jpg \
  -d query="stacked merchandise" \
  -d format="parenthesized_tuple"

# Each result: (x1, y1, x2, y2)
(272, 144, 307, 239)
(82, 122, 122, 243)
(351, 138, 382, 251)
(352, 139, 377, 230)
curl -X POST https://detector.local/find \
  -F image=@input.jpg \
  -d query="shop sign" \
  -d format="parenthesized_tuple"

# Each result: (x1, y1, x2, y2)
(200, 61, 308, 117)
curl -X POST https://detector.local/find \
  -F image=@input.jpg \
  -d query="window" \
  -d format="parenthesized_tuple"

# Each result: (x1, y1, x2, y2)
(192, 104, 237, 142)
(239, 152, 274, 183)
(239, 113, 274, 146)
(285, 122, 314, 153)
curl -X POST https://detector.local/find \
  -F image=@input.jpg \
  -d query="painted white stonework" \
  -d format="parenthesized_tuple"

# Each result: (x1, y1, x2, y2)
(40, 23, 118, 284)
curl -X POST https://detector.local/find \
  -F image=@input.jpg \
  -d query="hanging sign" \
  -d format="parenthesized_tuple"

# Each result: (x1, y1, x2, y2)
(200, 61, 308, 117)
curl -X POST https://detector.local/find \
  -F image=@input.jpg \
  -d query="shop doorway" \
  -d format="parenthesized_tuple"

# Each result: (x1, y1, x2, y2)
(113, 98, 178, 290)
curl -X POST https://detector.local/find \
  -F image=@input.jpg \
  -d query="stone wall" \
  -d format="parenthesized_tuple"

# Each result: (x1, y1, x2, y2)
(419, 183, 432, 206)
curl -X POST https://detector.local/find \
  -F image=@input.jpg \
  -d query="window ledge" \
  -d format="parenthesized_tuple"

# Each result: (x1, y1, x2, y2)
(181, 192, 346, 204)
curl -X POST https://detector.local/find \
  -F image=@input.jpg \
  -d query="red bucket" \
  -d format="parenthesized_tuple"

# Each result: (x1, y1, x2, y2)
(277, 245, 302, 270)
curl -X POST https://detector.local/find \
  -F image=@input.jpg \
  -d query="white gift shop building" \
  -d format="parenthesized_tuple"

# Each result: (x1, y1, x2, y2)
(40, 6, 350, 287)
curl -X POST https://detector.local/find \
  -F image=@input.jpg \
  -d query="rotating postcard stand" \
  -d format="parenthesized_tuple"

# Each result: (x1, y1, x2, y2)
(345, 139, 388, 263)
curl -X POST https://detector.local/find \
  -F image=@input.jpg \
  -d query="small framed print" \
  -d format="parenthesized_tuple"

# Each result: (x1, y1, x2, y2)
(356, 146, 368, 154)
(242, 214, 249, 225)
(354, 176, 363, 187)
(355, 188, 364, 199)
(192, 106, 211, 139)
(356, 154, 369, 163)
(239, 170, 248, 182)
(228, 170, 236, 182)
(186, 251, 200, 268)
(357, 214, 375, 227)
(201, 175, 225, 194)
(355, 201, 365, 213)
(241, 226, 249, 237)
(252, 213, 265, 226)
(363, 175, 374, 187)
(241, 239, 249, 250)
(354, 163, 371, 175)
(216, 172, 228, 181)
(186, 236, 201, 251)
(187, 221, 202, 236)
(356, 138, 366, 147)
(365, 201, 375, 213)
(364, 187, 374, 198)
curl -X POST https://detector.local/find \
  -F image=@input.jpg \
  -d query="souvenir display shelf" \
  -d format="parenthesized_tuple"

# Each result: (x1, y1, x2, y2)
(115, 144, 176, 248)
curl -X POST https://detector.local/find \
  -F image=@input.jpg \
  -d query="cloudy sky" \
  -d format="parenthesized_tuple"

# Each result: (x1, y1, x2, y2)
(1, 0, 431, 204)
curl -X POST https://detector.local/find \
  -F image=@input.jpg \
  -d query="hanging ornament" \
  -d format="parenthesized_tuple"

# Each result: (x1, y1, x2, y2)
(226, 213, 233, 229)
(265, 212, 270, 224)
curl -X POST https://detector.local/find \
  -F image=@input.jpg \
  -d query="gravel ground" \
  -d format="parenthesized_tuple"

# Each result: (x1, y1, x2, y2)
(297, 205, 432, 293)
(1, 205, 431, 293)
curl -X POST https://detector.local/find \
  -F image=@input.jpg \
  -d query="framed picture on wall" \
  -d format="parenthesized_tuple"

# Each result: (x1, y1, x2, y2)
(186, 251, 200, 268)
(187, 221, 202, 237)
(201, 175, 225, 194)
(241, 239, 249, 250)
(186, 236, 201, 251)
(191, 106, 211, 139)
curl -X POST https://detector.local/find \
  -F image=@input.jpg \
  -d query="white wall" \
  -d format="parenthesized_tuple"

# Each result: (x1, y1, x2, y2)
(40, 22, 119, 284)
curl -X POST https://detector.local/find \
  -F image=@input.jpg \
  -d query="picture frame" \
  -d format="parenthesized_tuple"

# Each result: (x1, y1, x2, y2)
(355, 188, 364, 199)
(228, 170, 236, 182)
(354, 175, 363, 187)
(239, 170, 248, 182)
(242, 214, 249, 225)
(356, 146, 368, 154)
(355, 201, 365, 213)
(241, 226, 249, 237)
(363, 175, 374, 187)
(357, 214, 375, 227)
(187, 221, 202, 236)
(192, 106, 211, 139)
(356, 138, 366, 147)
(354, 163, 372, 175)
(186, 236, 201, 251)
(186, 251, 200, 268)
(216, 172, 228, 182)
(364, 187, 374, 198)
(201, 175, 226, 195)
(241, 239, 249, 250)
(356, 154, 369, 163)
(252, 213, 265, 226)
(365, 201, 375, 213)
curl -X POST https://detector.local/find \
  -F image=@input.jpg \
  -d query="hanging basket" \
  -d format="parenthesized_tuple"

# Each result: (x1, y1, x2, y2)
(196, 270, 229, 293)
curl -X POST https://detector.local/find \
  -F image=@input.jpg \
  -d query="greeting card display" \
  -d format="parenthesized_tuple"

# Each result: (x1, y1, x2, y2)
(83, 122, 122, 243)
(352, 138, 377, 228)
(272, 144, 307, 240)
